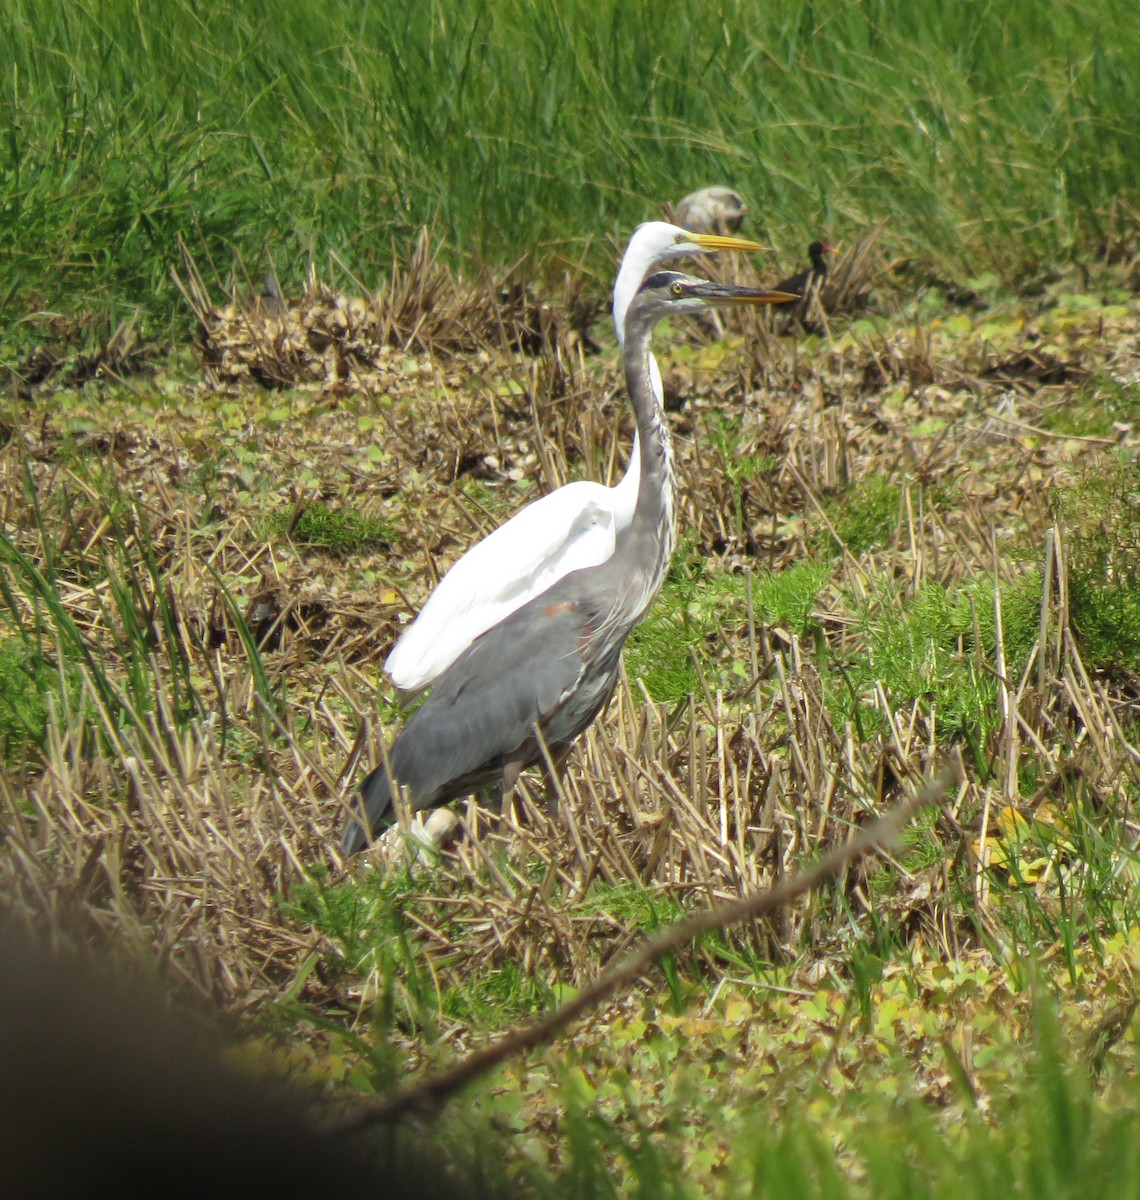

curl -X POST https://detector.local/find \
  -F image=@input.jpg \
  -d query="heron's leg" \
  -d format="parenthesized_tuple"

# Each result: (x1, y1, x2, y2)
(498, 759, 524, 823)
(540, 746, 572, 820)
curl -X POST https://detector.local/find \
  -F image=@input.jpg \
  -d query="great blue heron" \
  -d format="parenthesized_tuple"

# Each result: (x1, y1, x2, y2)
(383, 223, 765, 694)
(343, 271, 795, 855)
(673, 187, 749, 236)
(775, 240, 836, 300)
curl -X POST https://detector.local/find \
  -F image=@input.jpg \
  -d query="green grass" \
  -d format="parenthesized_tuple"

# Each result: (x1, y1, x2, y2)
(0, 461, 282, 755)
(6, 0, 1140, 358)
(626, 555, 828, 703)
(769, 1016, 1140, 1200)
(624, 546, 731, 703)
(1040, 376, 1140, 439)
(289, 841, 1140, 1195)
(295, 866, 770, 1033)
(825, 572, 1042, 745)
(0, 637, 64, 762)
(580, 882, 689, 932)
(1057, 461, 1140, 670)
(752, 560, 830, 632)
(288, 501, 394, 553)
(822, 475, 903, 556)
(293, 857, 1140, 1200)
(704, 414, 779, 544)
(605, 1011, 1140, 1198)
(7, 25, 1140, 1189)
(290, 867, 559, 1035)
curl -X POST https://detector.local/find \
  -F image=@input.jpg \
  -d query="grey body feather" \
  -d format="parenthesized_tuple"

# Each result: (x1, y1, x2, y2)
(344, 583, 623, 854)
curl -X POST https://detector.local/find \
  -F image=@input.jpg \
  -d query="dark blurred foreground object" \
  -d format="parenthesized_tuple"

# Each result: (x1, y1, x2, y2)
(0, 917, 489, 1199)
(673, 186, 749, 235)
(775, 239, 835, 299)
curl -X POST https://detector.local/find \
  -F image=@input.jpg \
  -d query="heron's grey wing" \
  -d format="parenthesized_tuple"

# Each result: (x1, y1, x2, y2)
(341, 594, 610, 854)
(342, 572, 631, 855)
(388, 595, 596, 809)
(341, 763, 393, 856)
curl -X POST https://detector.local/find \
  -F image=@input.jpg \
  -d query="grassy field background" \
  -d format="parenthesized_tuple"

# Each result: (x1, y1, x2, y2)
(5, 0, 1140, 354)
(5, 1, 1140, 1195)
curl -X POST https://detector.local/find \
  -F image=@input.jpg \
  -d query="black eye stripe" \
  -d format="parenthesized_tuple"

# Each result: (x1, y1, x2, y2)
(642, 270, 685, 293)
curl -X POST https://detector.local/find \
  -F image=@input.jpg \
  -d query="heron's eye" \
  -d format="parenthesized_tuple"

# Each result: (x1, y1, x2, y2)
(670, 282, 684, 296)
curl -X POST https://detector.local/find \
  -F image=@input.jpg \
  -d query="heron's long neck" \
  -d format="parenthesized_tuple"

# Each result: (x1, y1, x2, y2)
(610, 354, 664, 519)
(619, 317, 676, 613)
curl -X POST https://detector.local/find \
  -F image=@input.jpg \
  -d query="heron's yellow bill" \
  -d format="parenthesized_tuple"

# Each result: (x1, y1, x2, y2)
(688, 233, 765, 253)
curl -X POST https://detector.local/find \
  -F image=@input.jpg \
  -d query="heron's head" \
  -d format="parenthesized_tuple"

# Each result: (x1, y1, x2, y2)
(613, 223, 765, 340)
(628, 271, 797, 330)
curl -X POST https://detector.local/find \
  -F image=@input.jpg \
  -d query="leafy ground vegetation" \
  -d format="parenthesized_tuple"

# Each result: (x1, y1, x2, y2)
(6, 0, 1140, 1194)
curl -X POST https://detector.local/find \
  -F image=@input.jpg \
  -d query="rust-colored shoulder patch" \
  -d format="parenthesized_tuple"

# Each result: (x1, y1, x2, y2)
(543, 600, 576, 618)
